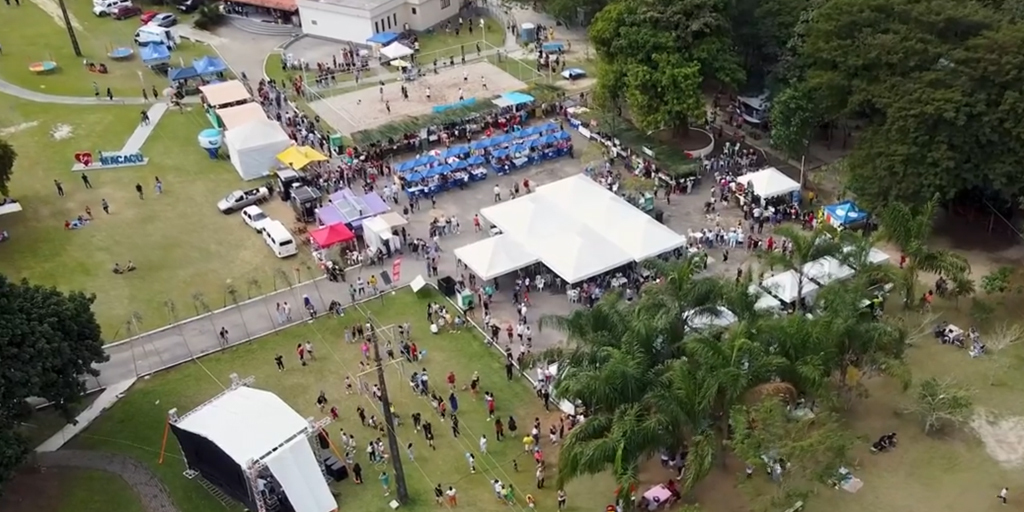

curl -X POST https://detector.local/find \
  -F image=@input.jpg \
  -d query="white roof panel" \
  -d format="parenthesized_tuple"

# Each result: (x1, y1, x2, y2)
(176, 387, 309, 466)
(802, 256, 855, 286)
(735, 167, 800, 199)
(761, 269, 819, 304)
(454, 235, 539, 281)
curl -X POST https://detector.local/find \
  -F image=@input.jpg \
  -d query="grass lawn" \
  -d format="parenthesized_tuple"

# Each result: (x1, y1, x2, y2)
(0, 98, 296, 341)
(0, 467, 146, 512)
(66, 289, 615, 512)
(16, 392, 102, 449)
(0, 1, 216, 98)
(416, 17, 506, 58)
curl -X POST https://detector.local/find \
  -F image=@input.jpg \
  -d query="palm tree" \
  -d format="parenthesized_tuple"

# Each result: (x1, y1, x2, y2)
(225, 280, 251, 342)
(877, 197, 971, 307)
(757, 224, 846, 307)
(248, 277, 276, 327)
(164, 298, 195, 359)
(0, 138, 16, 196)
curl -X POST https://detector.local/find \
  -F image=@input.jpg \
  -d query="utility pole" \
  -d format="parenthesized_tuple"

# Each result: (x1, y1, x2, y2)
(370, 323, 410, 503)
(57, 0, 83, 57)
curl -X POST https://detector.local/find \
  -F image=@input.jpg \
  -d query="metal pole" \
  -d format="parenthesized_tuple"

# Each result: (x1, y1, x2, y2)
(799, 155, 806, 187)
(370, 322, 410, 503)
(57, 0, 82, 57)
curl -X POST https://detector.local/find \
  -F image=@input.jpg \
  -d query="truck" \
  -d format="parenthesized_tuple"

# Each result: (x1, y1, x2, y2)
(217, 186, 269, 213)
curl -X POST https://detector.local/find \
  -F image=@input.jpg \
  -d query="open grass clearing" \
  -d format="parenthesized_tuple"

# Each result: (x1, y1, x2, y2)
(0, 98, 297, 341)
(2, 1, 214, 98)
(0, 467, 146, 512)
(67, 289, 615, 512)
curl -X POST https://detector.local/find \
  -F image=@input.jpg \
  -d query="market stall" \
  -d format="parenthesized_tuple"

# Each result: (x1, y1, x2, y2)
(309, 223, 355, 249)
(802, 256, 855, 287)
(200, 80, 252, 109)
(823, 200, 869, 228)
(734, 167, 800, 200)
(277, 146, 328, 170)
(315, 189, 389, 232)
(453, 235, 539, 281)
(225, 119, 293, 180)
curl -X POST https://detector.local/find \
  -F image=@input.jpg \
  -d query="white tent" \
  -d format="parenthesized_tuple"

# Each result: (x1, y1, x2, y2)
(174, 387, 336, 512)
(683, 306, 738, 329)
(225, 120, 292, 180)
(454, 235, 539, 281)
(200, 80, 252, 108)
(761, 269, 819, 304)
(736, 167, 800, 199)
(217, 102, 268, 130)
(748, 284, 785, 311)
(842, 245, 892, 269)
(362, 215, 399, 256)
(802, 256, 855, 286)
(380, 42, 413, 60)
(476, 174, 686, 283)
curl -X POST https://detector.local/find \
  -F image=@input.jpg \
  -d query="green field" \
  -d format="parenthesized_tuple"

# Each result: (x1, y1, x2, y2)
(67, 289, 615, 512)
(0, 1, 213, 98)
(0, 97, 295, 340)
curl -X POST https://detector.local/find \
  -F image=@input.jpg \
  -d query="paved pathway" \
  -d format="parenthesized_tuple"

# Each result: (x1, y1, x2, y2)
(34, 450, 179, 512)
(122, 103, 169, 154)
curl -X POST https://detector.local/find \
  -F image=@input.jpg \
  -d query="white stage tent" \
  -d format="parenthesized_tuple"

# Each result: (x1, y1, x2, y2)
(380, 42, 414, 60)
(802, 256, 855, 286)
(736, 167, 800, 199)
(453, 235, 539, 281)
(225, 120, 292, 180)
(476, 175, 687, 283)
(761, 269, 819, 304)
(173, 386, 336, 512)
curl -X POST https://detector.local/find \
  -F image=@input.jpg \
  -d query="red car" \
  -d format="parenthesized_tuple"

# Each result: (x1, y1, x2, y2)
(140, 11, 159, 24)
(112, 5, 142, 19)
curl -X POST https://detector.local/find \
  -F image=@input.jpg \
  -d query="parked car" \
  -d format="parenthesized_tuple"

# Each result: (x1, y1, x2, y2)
(140, 10, 159, 23)
(150, 12, 178, 27)
(177, 0, 201, 13)
(217, 187, 269, 213)
(92, 0, 132, 16)
(240, 205, 271, 232)
(111, 5, 142, 19)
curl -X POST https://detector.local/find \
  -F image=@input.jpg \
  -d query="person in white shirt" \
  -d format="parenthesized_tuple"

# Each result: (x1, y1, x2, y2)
(479, 435, 488, 454)
(493, 184, 501, 202)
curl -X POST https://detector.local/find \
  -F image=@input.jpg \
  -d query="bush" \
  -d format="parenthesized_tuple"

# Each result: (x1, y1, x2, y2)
(193, 4, 225, 30)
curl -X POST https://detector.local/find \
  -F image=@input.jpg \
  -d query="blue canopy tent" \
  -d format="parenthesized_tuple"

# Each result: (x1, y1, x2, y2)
(168, 66, 199, 82)
(542, 41, 565, 53)
(492, 134, 512, 145)
(520, 126, 540, 137)
(470, 139, 492, 150)
(511, 144, 528, 154)
(823, 200, 869, 227)
(395, 160, 417, 173)
(556, 131, 572, 140)
(407, 171, 424, 181)
(529, 138, 545, 147)
(541, 123, 559, 133)
(141, 43, 171, 67)
(467, 155, 485, 165)
(492, 149, 510, 158)
(426, 165, 451, 177)
(441, 145, 469, 158)
(192, 56, 227, 76)
(453, 160, 469, 169)
(367, 32, 400, 45)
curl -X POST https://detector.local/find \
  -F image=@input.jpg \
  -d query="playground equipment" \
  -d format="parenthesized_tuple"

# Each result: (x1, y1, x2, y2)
(28, 61, 58, 73)
(108, 47, 134, 60)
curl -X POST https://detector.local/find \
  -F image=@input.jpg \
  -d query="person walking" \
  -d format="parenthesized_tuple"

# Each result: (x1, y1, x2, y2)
(998, 487, 1009, 505)
(93, 82, 100, 99)
(479, 435, 488, 454)
(352, 462, 363, 484)
(379, 471, 391, 496)
(107, 87, 114, 101)
(140, 110, 150, 125)
(557, 489, 567, 510)
(101, 198, 110, 214)
(54, 179, 64, 197)
(135, 183, 144, 200)
(446, 486, 457, 506)
(81, 173, 92, 188)
(274, 354, 284, 371)
(155, 176, 163, 194)
(465, 452, 475, 473)
(406, 442, 414, 461)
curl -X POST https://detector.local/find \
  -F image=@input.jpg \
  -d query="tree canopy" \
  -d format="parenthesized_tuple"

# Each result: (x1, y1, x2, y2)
(0, 275, 109, 492)
(0, 138, 16, 196)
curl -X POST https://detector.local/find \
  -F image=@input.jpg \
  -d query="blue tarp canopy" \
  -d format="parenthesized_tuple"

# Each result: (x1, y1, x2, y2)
(493, 91, 535, 108)
(542, 41, 565, 53)
(493, 149, 510, 158)
(367, 32, 399, 45)
(823, 200, 869, 226)
(541, 123, 558, 133)
(193, 56, 227, 75)
(493, 134, 512, 145)
(442, 145, 469, 158)
(426, 165, 451, 177)
(470, 139, 491, 150)
(141, 43, 170, 65)
(557, 131, 572, 140)
(467, 155, 485, 165)
(168, 66, 199, 81)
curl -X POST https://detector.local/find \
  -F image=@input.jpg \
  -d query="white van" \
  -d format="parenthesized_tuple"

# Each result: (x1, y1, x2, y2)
(135, 25, 174, 46)
(262, 220, 297, 258)
(93, 0, 131, 16)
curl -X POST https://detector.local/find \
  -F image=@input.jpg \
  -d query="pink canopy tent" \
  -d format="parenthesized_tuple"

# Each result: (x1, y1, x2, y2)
(310, 224, 355, 248)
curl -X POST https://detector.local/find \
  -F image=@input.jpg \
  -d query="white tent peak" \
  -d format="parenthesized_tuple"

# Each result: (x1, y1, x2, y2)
(735, 167, 800, 199)
(225, 120, 292, 181)
(380, 42, 414, 60)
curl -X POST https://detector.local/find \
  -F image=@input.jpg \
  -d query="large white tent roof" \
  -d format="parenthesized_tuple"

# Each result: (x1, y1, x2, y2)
(748, 284, 785, 311)
(802, 256, 855, 286)
(476, 174, 686, 282)
(218, 102, 269, 130)
(176, 386, 309, 466)
(200, 80, 252, 108)
(736, 167, 800, 199)
(454, 235, 539, 281)
(761, 269, 819, 304)
(380, 42, 414, 60)
(225, 120, 292, 180)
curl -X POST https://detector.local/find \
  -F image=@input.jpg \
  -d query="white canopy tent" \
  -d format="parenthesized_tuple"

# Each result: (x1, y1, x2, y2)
(225, 120, 293, 180)
(380, 42, 414, 60)
(362, 215, 400, 256)
(454, 235, 539, 281)
(217, 102, 269, 131)
(683, 306, 738, 329)
(174, 386, 336, 512)
(844, 246, 892, 268)
(802, 256, 855, 286)
(748, 284, 785, 311)
(761, 269, 820, 304)
(476, 174, 687, 283)
(735, 167, 800, 199)
(200, 80, 252, 108)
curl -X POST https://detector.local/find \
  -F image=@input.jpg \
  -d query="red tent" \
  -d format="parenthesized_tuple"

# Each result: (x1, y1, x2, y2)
(310, 223, 355, 248)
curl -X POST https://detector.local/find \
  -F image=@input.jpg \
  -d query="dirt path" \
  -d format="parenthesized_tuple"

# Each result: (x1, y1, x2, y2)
(33, 450, 180, 512)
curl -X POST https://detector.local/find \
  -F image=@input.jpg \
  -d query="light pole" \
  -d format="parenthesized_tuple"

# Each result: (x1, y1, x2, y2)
(57, 0, 83, 57)
(370, 323, 410, 503)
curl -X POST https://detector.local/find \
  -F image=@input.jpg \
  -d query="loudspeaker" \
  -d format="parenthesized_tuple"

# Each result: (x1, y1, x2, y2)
(380, 271, 392, 286)
(317, 430, 330, 449)
(437, 276, 457, 297)
(652, 209, 665, 223)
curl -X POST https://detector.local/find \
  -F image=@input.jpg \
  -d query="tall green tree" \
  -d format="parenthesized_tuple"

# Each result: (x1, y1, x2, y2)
(0, 139, 16, 196)
(769, 82, 819, 160)
(757, 225, 845, 304)
(0, 275, 109, 491)
(877, 197, 971, 307)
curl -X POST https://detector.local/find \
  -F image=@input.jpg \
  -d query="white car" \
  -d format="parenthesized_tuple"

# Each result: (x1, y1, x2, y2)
(240, 205, 271, 233)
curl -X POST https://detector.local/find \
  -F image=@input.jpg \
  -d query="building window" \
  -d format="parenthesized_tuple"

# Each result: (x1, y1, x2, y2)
(393, 13, 397, 26)
(386, 17, 391, 29)
(440, 0, 450, 9)
(411, 7, 417, 14)
(375, 21, 380, 33)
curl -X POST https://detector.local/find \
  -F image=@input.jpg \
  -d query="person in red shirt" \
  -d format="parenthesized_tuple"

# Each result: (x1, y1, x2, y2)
(447, 371, 457, 391)
(766, 236, 775, 252)
(410, 343, 419, 361)
(473, 214, 481, 232)
(506, 324, 514, 342)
